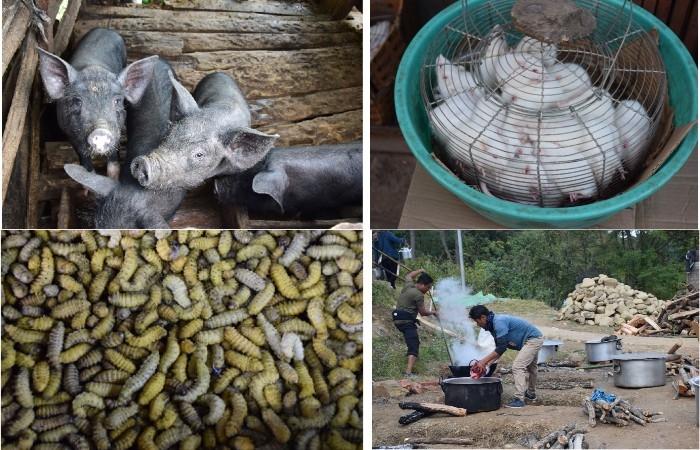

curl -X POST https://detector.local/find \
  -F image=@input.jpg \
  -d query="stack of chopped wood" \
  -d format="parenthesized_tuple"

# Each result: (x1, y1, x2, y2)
(582, 397, 666, 427)
(532, 423, 588, 449)
(670, 358, 699, 399)
(618, 290, 698, 336)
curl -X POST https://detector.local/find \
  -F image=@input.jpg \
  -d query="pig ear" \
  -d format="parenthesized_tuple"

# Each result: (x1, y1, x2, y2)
(37, 48, 78, 99)
(64, 164, 118, 197)
(222, 127, 279, 172)
(118, 55, 159, 104)
(252, 170, 287, 213)
(168, 70, 199, 121)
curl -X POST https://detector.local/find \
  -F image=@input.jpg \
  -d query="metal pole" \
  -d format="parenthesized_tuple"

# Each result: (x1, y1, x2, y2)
(457, 230, 466, 291)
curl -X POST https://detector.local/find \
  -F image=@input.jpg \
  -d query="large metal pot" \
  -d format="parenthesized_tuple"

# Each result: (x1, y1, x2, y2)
(440, 377, 502, 413)
(690, 377, 699, 427)
(585, 338, 622, 362)
(537, 340, 563, 364)
(612, 353, 667, 388)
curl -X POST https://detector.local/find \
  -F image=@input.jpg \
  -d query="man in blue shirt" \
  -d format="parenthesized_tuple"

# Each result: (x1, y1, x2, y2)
(374, 231, 404, 289)
(469, 305, 544, 408)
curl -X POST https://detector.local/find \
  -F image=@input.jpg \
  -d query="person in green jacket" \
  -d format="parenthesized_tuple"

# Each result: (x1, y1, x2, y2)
(392, 269, 438, 376)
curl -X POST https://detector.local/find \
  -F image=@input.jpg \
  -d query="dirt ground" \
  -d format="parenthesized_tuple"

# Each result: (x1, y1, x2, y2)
(373, 367, 699, 449)
(372, 296, 700, 448)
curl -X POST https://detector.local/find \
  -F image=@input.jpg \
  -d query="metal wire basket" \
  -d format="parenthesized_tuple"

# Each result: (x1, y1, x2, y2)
(421, 0, 667, 207)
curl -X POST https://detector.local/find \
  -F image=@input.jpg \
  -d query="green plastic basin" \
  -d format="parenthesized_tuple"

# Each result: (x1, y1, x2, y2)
(395, 0, 697, 228)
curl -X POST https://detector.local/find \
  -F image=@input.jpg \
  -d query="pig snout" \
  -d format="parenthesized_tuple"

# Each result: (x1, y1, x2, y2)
(87, 128, 115, 155)
(131, 156, 153, 187)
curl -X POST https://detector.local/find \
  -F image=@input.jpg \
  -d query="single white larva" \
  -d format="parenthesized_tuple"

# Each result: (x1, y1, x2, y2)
(162, 274, 191, 308)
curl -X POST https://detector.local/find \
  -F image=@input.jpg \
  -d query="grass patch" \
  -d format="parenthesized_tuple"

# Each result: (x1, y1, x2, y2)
(488, 298, 558, 320)
(373, 281, 396, 308)
(373, 327, 451, 380)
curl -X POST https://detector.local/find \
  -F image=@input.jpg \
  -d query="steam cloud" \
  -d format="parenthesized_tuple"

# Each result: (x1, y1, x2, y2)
(434, 277, 496, 365)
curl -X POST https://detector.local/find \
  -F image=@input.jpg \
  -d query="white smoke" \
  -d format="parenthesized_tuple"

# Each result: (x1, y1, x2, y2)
(433, 277, 496, 365)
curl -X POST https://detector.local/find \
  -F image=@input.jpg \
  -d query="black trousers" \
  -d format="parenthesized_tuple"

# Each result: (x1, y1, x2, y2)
(380, 257, 398, 288)
(394, 321, 420, 357)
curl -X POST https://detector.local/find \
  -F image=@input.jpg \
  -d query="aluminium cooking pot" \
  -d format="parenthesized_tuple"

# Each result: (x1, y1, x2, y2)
(537, 340, 563, 364)
(440, 377, 502, 413)
(585, 337, 622, 362)
(612, 352, 667, 388)
(449, 363, 497, 378)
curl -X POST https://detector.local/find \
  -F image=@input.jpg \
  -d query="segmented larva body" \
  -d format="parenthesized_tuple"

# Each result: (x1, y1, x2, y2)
(270, 264, 300, 299)
(224, 327, 262, 358)
(15, 367, 34, 408)
(224, 391, 247, 437)
(30, 247, 54, 294)
(173, 354, 209, 402)
(104, 349, 136, 373)
(288, 404, 336, 430)
(247, 282, 276, 315)
(236, 244, 267, 262)
(262, 408, 291, 443)
(279, 232, 309, 267)
(72, 392, 105, 417)
(189, 236, 219, 250)
(162, 274, 191, 308)
(234, 268, 266, 291)
(204, 308, 248, 329)
(337, 303, 362, 325)
(280, 332, 305, 362)
(306, 245, 351, 260)
(120, 263, 157, 292)
(127, 326, 167, 348)
(178, 401, 203, 431)
(18, 237, 42, 262)
(255, 256, 272, 278)
(217, 230, 233, 256)
(116, 351, 159, 405)
(326, 286, 354, 313)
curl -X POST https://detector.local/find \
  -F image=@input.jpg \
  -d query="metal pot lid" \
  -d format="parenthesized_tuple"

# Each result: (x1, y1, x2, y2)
(585, 337, 620, 344)
(542, 340, 563, 347)
(442, 377, 501, 385)
(612, 352, 667, 361)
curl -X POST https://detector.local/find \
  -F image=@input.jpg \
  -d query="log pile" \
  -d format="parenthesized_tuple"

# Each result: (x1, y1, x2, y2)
(397, 402, 466, 425)
(619, 290, 698, 336)
(532, 423, 588, 449)
(559, 275, 665, 327)
(581, 397, 665, 427)
(670, 357, 699, 399)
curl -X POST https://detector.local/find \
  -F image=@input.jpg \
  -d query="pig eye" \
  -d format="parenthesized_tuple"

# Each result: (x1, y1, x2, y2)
(193, 150, 205, 160)
(113, 96, 123, 107)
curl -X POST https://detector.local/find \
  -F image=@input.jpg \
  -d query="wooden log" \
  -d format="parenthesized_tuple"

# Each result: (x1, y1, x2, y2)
(163, 0, 320, 15)
(404, 438, 474, 446)
(52, 0, 83, 55)
(667, 342, 682, 354)
(533, 424, 574, 449)
(2, 33, 39, 201)
(398, 402, 467, 417)
(667, 308, 699, 321)
(2, 0, 32, 75)
(643, 316, 662, 331)
(25, 76, 42, 227)
(643, 328, 671, 335)
(582, 399, 596, 427)
(398, 410, 432, 426)
(570, 434, 584, 450)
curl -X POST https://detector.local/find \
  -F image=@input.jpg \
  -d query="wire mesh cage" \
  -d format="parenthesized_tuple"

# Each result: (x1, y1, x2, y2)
(420, 0, 667, 207)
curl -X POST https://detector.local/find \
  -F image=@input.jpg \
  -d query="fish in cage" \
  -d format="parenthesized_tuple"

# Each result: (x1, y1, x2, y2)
(422, 0, 666, 207)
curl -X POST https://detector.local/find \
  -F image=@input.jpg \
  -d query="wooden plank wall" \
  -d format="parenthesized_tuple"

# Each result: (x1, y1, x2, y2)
(633, 0, 697, 60)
